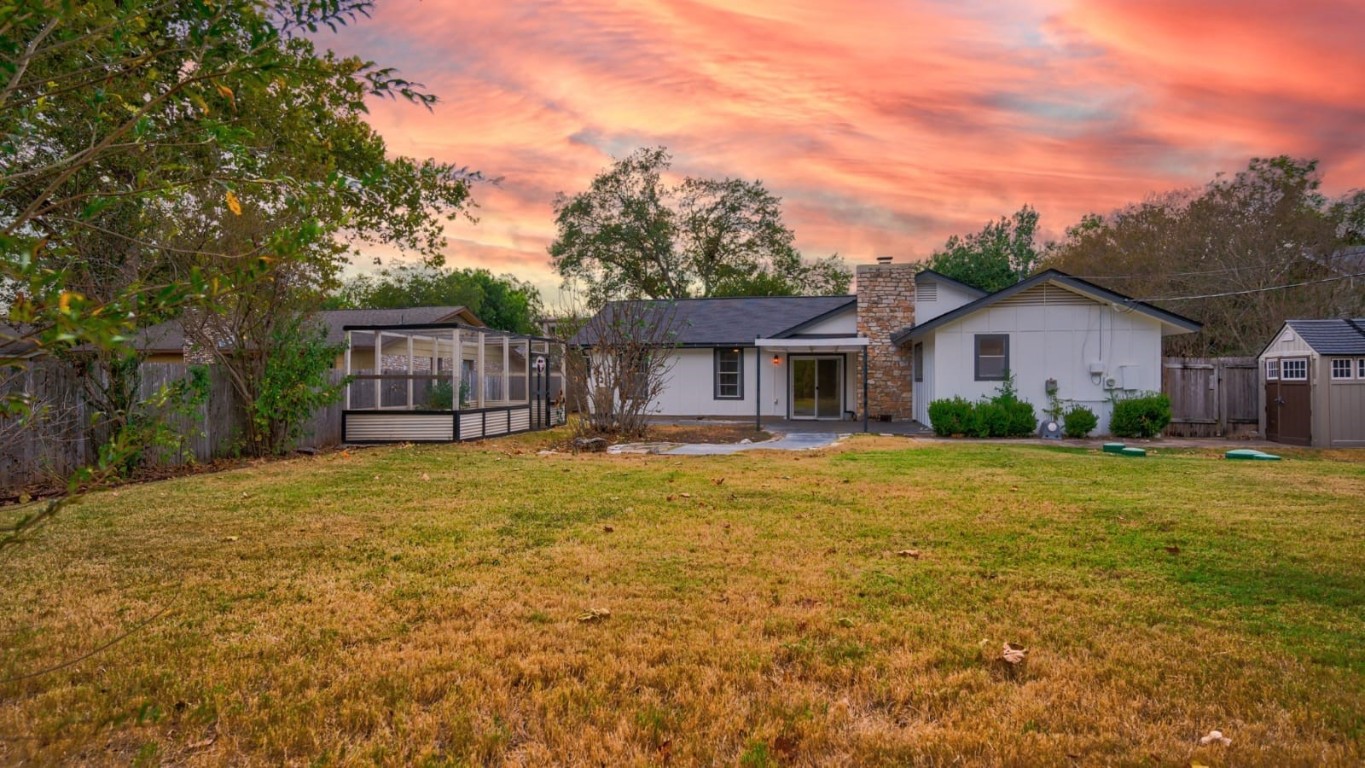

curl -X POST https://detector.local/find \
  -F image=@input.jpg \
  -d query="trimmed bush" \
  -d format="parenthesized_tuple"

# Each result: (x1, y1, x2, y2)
(1063, 405, 1098, 438)
(1109, 394, 1172, 438)
(928, 397, 974, 436)
(970, 402, 1010, 437)
(1004, 400, 1037, 437)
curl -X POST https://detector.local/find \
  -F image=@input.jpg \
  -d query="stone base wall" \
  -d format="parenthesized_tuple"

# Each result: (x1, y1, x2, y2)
(856, 262, 915, 420)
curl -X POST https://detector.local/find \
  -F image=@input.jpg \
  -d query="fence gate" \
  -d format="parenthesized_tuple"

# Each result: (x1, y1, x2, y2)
(1162, 357, 1259, 438)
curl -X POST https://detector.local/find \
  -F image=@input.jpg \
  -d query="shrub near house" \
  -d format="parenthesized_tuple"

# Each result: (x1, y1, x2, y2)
(928, 376, 1037, 437)
(1109, 394, 1173, 438)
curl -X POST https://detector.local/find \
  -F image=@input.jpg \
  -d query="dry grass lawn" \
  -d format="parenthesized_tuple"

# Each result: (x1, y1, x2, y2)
(1, 434, 1362, 766)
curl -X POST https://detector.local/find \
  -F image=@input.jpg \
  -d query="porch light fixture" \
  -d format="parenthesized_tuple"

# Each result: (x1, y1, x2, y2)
(771, 354, 781, 366)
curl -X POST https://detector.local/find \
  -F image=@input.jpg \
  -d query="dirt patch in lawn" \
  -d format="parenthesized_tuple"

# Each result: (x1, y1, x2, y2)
(646, 423, 770, 444)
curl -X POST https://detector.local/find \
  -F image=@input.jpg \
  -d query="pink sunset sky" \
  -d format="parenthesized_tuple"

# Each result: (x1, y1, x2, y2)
(321, 0, 1365, 298)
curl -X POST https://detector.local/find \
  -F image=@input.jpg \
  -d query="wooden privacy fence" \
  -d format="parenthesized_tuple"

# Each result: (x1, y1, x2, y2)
(1161, 357, 1259, 438)
(0, 361, 344, 492)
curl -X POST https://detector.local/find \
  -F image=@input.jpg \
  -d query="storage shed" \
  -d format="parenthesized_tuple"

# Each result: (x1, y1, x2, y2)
(1257, 319, 1365, 447)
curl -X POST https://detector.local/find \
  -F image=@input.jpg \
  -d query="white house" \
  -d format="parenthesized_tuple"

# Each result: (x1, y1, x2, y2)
(572, 260, 1201, 434)
(895, 269, 1202, 434)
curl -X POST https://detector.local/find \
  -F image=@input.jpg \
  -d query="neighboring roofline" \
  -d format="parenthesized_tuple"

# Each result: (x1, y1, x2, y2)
(770, 297, 857, 338)
(340, 321, 558, 343)
(890, 269, 1203, 345)
(915, 268, 988, 298)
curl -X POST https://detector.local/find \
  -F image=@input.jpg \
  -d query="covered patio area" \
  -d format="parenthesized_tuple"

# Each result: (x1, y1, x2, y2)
(753, 336, 872, 432)
(341, 323, 566, 443)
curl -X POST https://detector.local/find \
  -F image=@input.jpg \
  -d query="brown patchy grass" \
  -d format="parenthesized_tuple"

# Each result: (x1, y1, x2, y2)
(0, 435, 1362, 766)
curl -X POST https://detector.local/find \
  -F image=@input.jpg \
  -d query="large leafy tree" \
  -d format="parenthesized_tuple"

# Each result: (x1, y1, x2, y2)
(549, 147, 850, 307)
(0, 0, 472, 382)
(924, 205, 1041, 293)
(1044, 157, 1365, 355)
(331, 265, 544, 335)
(0, 1, 477, 534)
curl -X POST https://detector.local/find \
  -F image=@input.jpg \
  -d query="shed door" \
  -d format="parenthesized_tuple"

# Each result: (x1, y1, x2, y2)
(1265, 379, 1311, 446)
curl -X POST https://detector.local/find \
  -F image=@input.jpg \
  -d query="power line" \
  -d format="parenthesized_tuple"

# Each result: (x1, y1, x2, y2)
(1137, 272, 1365, 302)
(1073, 265, 1255, 280)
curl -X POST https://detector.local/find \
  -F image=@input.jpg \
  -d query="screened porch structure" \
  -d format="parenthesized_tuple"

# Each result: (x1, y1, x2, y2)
(342, 323, 566, 443)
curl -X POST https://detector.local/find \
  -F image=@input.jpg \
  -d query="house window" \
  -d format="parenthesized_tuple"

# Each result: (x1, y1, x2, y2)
(1264, 359, 1279, 380)
(714, 348, 744, 399)
(913, 343, 923, 383)
(1359, 358, 1365, 379)
(1281, 358, 1308, 381)
(1331, 358, 1354, 380)
(974, 334, 1008, 381)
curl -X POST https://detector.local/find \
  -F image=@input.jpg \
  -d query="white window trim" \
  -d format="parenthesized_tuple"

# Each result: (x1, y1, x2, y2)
(1330, 358, 1354, 380)
(1264, 358, 1279, 381)
(1281, 358, 1308, 381)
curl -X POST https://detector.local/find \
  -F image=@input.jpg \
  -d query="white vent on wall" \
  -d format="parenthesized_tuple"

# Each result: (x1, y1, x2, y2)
(918, 283, 937, 302)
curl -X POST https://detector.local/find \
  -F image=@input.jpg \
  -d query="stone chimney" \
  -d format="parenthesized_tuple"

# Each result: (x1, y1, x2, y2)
(856, 257, 915, 420)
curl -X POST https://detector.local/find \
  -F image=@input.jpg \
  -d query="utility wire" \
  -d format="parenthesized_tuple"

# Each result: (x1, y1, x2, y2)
(1137, 272, 1365, 302)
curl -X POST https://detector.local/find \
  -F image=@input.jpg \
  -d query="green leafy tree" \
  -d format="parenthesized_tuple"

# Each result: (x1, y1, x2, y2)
(550, 147, 850, 307)
(1, 0, 478, 537)
(330, 265, 544, 334)
(925, 205, 1041, 293)
(1044, 157, 1364, 355)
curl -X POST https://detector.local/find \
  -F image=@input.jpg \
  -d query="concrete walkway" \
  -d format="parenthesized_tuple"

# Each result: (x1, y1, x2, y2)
(665, 432, 842, 455)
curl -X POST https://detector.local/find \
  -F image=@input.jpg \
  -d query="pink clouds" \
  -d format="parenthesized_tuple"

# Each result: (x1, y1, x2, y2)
(319, 0, 1365, 294)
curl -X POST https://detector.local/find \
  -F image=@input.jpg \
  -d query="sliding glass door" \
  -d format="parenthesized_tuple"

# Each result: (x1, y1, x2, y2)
(790, 356, 842, 419)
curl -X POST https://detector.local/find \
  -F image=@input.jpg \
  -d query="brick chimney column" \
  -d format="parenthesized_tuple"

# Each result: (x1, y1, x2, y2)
(856, 257, 915, 420)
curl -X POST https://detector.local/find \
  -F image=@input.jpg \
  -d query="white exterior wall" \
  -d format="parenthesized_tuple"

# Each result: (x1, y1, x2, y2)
(649, 347, 764, 417)
(789, 307, 857, 335)
(646, 345, 861, 420)
(916, 278, 984, 324)
(926, 298, 1164, 434)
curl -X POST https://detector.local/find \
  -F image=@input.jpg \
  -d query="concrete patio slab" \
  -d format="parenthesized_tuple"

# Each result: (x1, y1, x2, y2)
(665, 432, 842, 455)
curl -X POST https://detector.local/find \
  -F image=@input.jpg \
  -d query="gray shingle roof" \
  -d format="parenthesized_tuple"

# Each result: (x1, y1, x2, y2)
(1284, 319, 1365, 355)
(572, 295, 856, 347)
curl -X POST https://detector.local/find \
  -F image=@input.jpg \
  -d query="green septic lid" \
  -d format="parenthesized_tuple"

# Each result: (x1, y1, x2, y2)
(1102, 443, 1126, 453)
(1227, 448, 1281, 461)
(1119, 447, 1147, 457)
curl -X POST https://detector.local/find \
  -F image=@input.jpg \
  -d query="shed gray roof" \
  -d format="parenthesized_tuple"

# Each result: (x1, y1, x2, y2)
(571, 295, 856, 347)
(1283, 319, 1365, 355)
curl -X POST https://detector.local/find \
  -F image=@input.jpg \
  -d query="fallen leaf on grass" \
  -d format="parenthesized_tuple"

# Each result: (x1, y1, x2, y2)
(188, 734, 217, 750)
(679, 492, 692, 498)
(221, 536, 239, 543)
(577, 608, 611, 623)
(420, 472, 430, 482)
(603, 525, 614, 533)
(897, 549, 922, 559)
(1165, 545, 1181, 555)
(1002, 642, 1028, 664)
(712, 477, 725, 486)
(1198, 729, 1231, 746)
